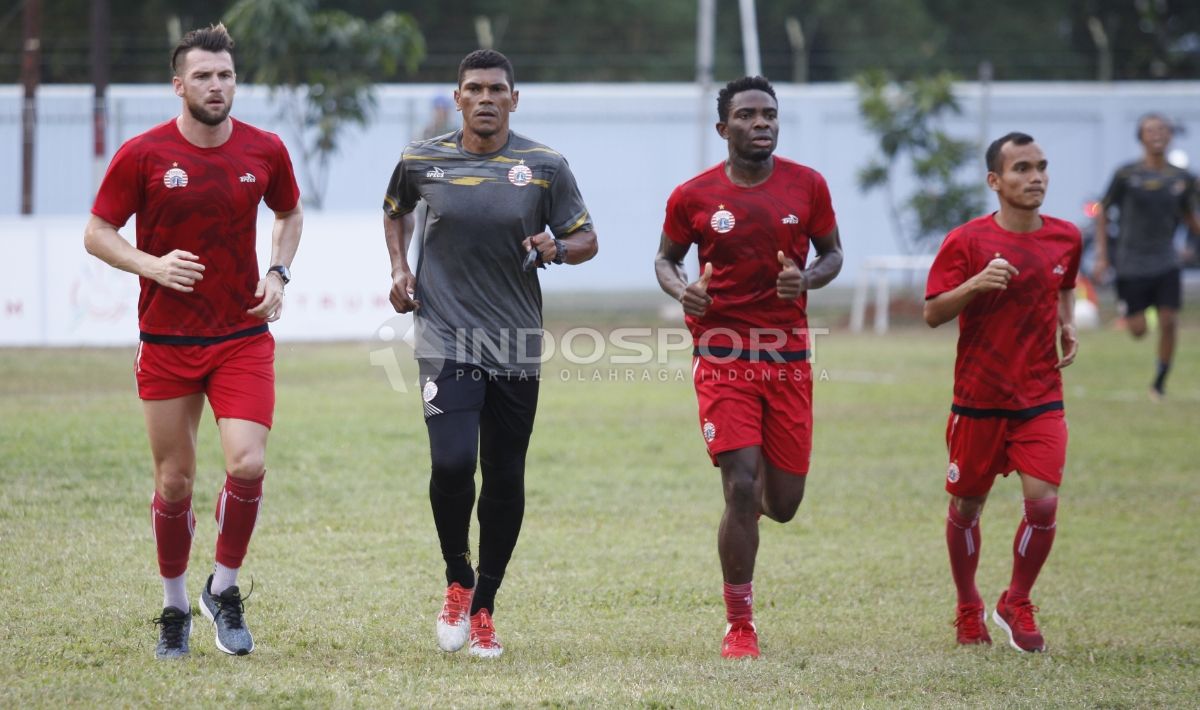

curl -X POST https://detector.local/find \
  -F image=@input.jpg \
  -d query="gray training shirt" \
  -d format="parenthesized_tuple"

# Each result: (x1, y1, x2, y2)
(384, 130, 593, 376)
(1101, 162, 1199, 278)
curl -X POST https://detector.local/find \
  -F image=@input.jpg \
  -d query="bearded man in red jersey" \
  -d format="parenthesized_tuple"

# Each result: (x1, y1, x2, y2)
(84, 23, 302, 659)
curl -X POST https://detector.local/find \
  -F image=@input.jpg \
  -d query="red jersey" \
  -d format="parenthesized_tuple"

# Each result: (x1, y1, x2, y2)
(925, 213, 1081, 416)
(663, 158, 836, 356)
(92, 117, 300, 340)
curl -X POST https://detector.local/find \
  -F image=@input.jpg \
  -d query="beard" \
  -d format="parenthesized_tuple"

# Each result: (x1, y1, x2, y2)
(186, 96, 232, 126)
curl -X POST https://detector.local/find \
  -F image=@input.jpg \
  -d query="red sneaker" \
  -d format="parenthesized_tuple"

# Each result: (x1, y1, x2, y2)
(435, 582, 473, 652)
(468, 609, 503, 658)
(721, 621, 760, 659)
(993, 591, 1045, 652)
(954, 602, 992, 645)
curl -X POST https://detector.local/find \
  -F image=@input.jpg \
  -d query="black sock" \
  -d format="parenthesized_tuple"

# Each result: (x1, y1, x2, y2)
(429, 479, 476, 588)
(471, 572, 502, 616)
(1153, 360, 1170, 394)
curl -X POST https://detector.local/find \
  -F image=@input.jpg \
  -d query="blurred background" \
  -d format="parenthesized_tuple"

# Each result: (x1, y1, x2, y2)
(2, 0, 1198, 344)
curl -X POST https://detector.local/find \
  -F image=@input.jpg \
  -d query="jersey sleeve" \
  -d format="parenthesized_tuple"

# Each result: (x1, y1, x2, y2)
(91, 139, 143, 228)
(925, 229, 970, 300)
(662, 184, 694, 245)
(546, 158, 593, 236)
(1100, 167, 1127, 210)
(1181, 170, 1200, 216)
(382, 147, 420, 218)
(264, 135, 301, 212)
(807, 171, 836, 237)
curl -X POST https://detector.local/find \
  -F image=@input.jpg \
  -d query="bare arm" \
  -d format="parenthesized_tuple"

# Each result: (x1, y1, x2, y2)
(1056, 288, 1078, 369)
(802, 226, 844, 290)
(384, 211, 419, 313)
(923, 258, 1019, 328)
(655, 232, 712, 317)
(1092, 207, 1110, 282)
(247, 204, 303, 321)
(83, 214, 205, 292)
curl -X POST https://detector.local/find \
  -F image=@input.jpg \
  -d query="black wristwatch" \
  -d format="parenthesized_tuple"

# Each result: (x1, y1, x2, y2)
(267, 264, 291, 285)
(552, 239, 567, 265)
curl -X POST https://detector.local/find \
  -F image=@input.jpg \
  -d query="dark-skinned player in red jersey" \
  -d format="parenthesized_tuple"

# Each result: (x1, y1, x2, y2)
(925, 132, 1080, 653)
(84, 23, 302, 659)
(655, 76, 844, 659)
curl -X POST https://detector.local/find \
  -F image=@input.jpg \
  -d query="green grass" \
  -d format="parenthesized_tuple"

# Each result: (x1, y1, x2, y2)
(1, 314, 1198, 708)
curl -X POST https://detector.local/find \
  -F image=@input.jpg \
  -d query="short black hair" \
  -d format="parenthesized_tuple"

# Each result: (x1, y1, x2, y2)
(458, 49, 514, 89)
(986, 132, 1035, 173)
(171, 23, 234, 75)
(717, 76, 777, 123)
(1136, 113, 1171, 141)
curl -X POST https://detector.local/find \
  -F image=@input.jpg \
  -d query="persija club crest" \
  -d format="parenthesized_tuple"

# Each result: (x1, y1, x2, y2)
(163, 165, 189, 189)
(710, 206, 735, 234)
(508, 163, 532, 186)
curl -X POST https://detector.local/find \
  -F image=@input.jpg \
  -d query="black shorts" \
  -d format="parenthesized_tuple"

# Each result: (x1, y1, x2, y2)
(1116, 268, 1182, 316)
(418, 361, 539, 435)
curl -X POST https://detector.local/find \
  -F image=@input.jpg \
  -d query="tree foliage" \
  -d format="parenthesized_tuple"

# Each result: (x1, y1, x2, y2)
(223, 0, 424, 208)
(856, 70, 985, 254)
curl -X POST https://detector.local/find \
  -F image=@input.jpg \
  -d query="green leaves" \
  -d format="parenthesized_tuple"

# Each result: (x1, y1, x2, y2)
(224, 0, 425, 208)
(854, 70, 984, 253)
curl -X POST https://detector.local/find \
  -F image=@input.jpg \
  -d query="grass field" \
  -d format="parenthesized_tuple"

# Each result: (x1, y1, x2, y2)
(1, 310, 1198, 708)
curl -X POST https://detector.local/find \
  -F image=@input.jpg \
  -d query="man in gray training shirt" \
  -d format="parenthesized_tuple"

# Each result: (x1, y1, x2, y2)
(1093, 113, 1200, 400)
(382, 49, 598, 659)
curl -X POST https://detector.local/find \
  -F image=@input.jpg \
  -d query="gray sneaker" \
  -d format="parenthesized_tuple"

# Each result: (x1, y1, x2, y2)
(153, 606, 192, 659)
(200, 575, 255, 655)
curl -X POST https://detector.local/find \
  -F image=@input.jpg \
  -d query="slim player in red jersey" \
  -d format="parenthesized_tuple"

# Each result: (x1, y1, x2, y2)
(83, 24, 303, 659)
(924, 132, 1080, 653)
(655, 76, 844, 659)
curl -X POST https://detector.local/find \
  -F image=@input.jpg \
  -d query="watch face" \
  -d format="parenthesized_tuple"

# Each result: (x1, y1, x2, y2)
(270, 265, 290, 284)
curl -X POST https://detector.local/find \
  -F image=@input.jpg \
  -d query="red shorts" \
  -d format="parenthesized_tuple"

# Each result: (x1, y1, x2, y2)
(692, 357, 812, 474)
(944, 410, 1067, 497)
(135, 332, 276, 429)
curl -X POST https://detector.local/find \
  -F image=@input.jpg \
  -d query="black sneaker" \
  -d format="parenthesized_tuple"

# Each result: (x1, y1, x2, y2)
(153, 606, 192, 659)
(200, 575, 254, 655)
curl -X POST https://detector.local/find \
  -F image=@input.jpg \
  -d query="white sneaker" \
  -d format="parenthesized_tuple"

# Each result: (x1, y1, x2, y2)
(468, 609, 503, 658)
(436, 582, 473, 652)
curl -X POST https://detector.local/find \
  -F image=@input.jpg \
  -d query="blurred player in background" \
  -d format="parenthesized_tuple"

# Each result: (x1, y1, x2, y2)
(382, 49, 598, 659)
(1092, 113, 1200, 400)
(654, 76, 843, 659)
(83, 23, 303, 659)
(925, 132, 1080, 653)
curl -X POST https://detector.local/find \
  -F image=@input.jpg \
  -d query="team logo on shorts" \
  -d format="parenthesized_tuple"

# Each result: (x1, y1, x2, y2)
(702, 419, 717, 442)
(947, 461, 960, 483)
(508, 163, 533, 187)
(422, 379, 444, 419)
(163, 165, 189, 189)
(710, 206, 735, 234)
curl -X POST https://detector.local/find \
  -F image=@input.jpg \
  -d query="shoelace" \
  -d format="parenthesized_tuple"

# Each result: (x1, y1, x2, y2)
(471, 612, 498, 647)
(725, 623, 757, 650)
(1010, 601, 1041, 634)
(213, 582, 254, 630)
(954, 607, 986, 636)
(441, 586, 472, 624)
(153, 609, 188, 647)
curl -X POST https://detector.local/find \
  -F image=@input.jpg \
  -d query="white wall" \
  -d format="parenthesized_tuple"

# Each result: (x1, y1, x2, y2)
(2, 81, 1199, 345)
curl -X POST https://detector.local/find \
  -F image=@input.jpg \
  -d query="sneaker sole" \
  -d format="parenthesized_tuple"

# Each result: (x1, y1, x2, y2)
(991, 607, 1043, 653)
(469, 645, 503, 659)
(200, 598, 254, 656)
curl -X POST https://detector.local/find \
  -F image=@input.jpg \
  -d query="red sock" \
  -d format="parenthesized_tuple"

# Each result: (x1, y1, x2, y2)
(1008, 497, 1057, 601)
(214, 472, 264, 569)
(946, 503, 982, 606)
(723, 581, 753, 624)
(152, 492, 194, 578)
